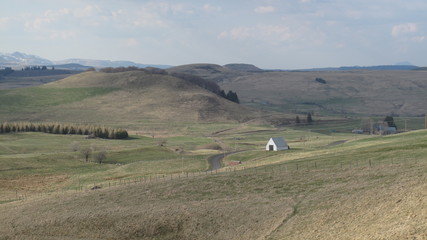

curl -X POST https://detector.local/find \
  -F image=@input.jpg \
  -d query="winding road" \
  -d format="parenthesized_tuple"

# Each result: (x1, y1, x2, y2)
(208, 153, 226, 171)
(208, 151, 247, 171)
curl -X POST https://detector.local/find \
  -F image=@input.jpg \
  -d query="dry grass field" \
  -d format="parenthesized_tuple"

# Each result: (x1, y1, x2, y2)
(220, 70, 427, 116)
(0, 130, 425, 240)
(0, 71, 288, 128)
(1, 67, 426, 239)
(167, 64, 427, 117)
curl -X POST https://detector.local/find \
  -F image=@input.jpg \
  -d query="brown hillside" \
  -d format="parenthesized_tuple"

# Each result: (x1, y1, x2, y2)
(5, 71, 284, 127)
(219, 70, 427, 116)
(167, 63, 248, 83)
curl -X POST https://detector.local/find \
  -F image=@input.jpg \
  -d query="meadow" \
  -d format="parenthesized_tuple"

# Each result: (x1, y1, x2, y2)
(0, 69, 426, 239)
(0, 124, 425, 239)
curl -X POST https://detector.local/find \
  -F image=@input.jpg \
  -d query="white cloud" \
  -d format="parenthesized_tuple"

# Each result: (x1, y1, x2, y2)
(49, 30, 77, 40)
(411, 36, 426, 43)
(122, 38, 139, 47)
(203, 4, 221, 13)
(132, 9, 167, 28)
(218, 25, 295, 42)
(24, 16, 53, 31)
(392, 23, 417, 36)
(229, 27, 251, 40)
(254, 6, 275, 14)
(260, 25, 294, 41)
(0, 17, 10, 29)
(73, 5, 100, 18)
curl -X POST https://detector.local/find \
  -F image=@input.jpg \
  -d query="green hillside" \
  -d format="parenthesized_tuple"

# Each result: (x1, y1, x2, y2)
(0, 128, 425, 239)
(0, 71, 286, 128)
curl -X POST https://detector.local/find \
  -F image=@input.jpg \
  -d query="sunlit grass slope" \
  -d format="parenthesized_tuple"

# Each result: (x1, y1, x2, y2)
(0, 71, 283, 128)
(0, 129, 425, 239)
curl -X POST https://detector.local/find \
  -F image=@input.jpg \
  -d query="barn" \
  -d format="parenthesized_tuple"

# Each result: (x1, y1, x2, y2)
(266, 137, 289, 151)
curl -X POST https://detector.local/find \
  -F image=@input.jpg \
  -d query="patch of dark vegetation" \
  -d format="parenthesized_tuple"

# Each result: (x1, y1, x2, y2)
(0, 122, 128, 139)
(315, 77, 327, 84)
(219, 90, 240, 104)
(0, 67, 14, 76)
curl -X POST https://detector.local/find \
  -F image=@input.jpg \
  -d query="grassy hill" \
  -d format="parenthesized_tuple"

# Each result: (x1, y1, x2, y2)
(221, 70, 427, 117)
(0, 128, 425, 239)
(0, 71, 287, 129)
(167, 65, 427, 117)
(167, 63, 248, 83)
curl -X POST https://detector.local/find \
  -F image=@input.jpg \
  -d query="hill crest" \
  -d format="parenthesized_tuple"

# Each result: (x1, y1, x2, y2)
(0, 71, 285, 127)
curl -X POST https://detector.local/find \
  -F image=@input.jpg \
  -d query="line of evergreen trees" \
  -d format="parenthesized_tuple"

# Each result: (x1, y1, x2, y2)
(219, 90, 240, 103)
(0, 122, 128, 139)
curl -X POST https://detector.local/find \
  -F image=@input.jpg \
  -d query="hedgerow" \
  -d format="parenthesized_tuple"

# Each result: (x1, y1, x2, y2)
(0, 122, 128, 139)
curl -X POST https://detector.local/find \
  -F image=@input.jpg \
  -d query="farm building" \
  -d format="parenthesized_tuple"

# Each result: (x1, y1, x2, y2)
(266, 137, 289, 151)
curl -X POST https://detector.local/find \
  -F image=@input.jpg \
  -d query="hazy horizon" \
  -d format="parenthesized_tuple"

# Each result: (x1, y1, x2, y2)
(1, 0, 427, 69)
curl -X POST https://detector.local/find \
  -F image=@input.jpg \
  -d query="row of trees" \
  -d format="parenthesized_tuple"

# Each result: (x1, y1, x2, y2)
(0, 122, 128, 139)
(22, 66, 54, 71)
(219, 90, 240, 104)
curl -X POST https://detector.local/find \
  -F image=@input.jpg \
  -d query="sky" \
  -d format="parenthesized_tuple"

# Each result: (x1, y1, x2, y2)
(1, 0, 427, 69)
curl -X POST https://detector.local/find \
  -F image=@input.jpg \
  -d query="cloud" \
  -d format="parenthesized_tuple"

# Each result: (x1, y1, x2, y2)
(49, 30, 77, 40)
(411, 36, 427, 43)
(0, 17, 10, 29)
(227, 27, 253, 40)
(218, 25, 294, 42)
(25, 16, 53, 31)
(122, 38, 139, 47)
(73, 5, 100, 18)
(203, 4, 221, 13)
(254, 6, 275, 14)
(392, 23, 417, 36)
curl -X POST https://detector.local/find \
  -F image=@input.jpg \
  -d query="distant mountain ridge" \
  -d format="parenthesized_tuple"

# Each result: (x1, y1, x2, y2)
(0, 52, 171, 70)
(53, 59, 171, 69)
(278, 65, 419, 72)
(0, 52, 53, 67)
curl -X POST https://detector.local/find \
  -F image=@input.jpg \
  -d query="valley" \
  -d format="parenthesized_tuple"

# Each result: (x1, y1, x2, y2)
(0, 66, 426, 239)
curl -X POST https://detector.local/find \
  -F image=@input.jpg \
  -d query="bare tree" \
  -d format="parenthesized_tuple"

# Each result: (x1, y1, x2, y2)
(81, 148, 92, 162)
(96, 151, 107, 164)
(70, 141, 80, 152)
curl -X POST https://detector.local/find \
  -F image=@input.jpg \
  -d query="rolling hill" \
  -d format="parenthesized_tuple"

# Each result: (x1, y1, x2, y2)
(220, 70, 427, 117)
(0, 70, 286, 128)
(167, 63, 249, 83)
(0, 129, 425, 239)
(169, 65, 427, 117)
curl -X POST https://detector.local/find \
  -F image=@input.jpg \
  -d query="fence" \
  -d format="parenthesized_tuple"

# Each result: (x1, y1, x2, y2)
(1, 156, 425, 203)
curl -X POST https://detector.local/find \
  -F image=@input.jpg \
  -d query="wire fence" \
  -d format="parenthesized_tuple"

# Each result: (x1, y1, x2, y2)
(2, 156, 425, 203)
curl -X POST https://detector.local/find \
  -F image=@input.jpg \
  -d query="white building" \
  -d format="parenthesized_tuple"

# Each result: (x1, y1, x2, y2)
(266, 137, 289, 151)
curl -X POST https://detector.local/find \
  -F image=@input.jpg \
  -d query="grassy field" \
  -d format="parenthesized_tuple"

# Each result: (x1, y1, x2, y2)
(218, 70, 427, 117)
(0, 71, 290, 127)
(0, 69, 426, 239)
(0, 121, 363, 200)
(0, 127, 425, 239)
